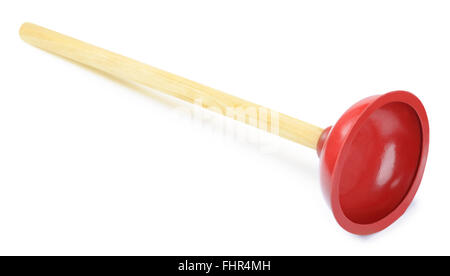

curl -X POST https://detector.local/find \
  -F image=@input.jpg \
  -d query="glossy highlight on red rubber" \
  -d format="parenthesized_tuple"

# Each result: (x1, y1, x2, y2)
(317, 91, 429, 235)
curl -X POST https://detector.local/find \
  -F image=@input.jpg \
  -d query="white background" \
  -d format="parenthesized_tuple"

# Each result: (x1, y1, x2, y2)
(1, 0, 449, 255)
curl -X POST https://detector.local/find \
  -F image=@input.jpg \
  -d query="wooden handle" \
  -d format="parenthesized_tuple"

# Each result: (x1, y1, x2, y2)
(19, 22, 323, 149)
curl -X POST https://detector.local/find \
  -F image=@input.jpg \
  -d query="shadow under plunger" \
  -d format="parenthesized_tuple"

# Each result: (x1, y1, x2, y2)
(19, 22, 429, 235)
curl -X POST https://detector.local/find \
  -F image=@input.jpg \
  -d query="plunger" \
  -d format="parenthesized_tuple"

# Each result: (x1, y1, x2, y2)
(19, 23, 429, 235)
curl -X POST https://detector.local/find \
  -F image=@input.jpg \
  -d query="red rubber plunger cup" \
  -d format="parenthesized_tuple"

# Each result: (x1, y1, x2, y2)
(317, 91, 429, 235)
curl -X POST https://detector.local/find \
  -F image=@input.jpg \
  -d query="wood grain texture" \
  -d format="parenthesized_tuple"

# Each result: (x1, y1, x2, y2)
(20, 22, 323, 149)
